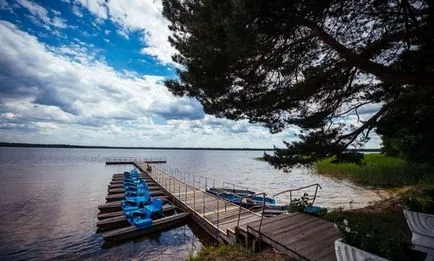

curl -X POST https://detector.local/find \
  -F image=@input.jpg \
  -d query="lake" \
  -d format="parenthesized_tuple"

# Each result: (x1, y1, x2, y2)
(0, 147, 383, 260)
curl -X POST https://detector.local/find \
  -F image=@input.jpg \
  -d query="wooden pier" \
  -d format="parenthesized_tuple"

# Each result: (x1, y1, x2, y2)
(97, 171, 188, 242)
(131, 161, 340, 261)
(105, 157, 167, 165)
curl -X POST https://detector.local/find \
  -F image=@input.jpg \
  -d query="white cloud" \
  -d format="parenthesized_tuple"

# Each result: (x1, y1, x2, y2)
(0, 112, 17, 119)
(0, 0, 12, 11)
(71, 4, 83, 17)
(75, 0, 107, 19)
(34, 121, 58, 130)
(74, 0, 177, 65)
(15, 0, 69, 29)
(51, 16, 67, 28)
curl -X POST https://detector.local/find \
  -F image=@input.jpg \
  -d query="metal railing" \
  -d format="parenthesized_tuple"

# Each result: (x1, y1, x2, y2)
(105, 157, 167, 162)
(272, 183, 322, 209)
(148, 166, 224, 229)
(236, 192, 267, 249)
(155, 164, 250, 193)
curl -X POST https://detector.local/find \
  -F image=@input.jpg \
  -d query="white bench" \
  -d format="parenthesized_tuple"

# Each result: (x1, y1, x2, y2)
(403, 210, 434, 261)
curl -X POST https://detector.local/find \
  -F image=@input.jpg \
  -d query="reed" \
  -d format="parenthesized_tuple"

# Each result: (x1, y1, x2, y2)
(314, 154, 424, 187)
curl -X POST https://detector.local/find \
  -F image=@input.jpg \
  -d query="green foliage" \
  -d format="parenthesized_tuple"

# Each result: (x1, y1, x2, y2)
(314, 153, 424, 187)
(324, 208, 345, 223)
(163, 0, 434, 169)
(288, 192, 311, 212)
(403, 184, 434, 214)
(378, 95, 434, 167)
(188, 244, 253, 261)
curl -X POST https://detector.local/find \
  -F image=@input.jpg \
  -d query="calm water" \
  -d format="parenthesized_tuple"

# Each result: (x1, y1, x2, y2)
(0, 147, 384, 260)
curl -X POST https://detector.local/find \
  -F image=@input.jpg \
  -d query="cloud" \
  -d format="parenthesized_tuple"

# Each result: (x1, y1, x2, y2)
(15, 0, 69, 29)
(71, 4, 83, 17)
(154, 99, 205, 120)
(0, 20, 203, 130)
(0, 0, 12, 11)
(72, 0, 177, 65)
(74, 0, 107, 19)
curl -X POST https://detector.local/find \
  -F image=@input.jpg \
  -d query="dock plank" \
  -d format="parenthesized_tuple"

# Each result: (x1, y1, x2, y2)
(246, 213, 339, 261)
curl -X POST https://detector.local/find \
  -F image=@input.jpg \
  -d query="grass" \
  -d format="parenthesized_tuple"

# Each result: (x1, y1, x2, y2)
(188, 245, 252, 261)
(314, 153, 430, 187)
(187, 244, 290, 261)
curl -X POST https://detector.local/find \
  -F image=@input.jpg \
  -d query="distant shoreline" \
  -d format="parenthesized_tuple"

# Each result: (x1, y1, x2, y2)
(0, 142, 381, 152)
(0, 142, 274, 151)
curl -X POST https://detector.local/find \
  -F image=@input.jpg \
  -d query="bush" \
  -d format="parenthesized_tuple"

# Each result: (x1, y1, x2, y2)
(403, 183, 434, 214)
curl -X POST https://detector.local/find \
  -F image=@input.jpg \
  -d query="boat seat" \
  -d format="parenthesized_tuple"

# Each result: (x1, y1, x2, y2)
(144, 198, 163, 214)
(124, 191, 151, 206)
(131, 217, 152, 228)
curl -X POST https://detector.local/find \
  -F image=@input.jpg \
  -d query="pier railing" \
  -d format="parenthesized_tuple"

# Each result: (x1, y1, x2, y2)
(148, 166, 226, 229)
(105, 157, 167, 163)
(153, 164, 250, 193)
(272, 183, 322, 207)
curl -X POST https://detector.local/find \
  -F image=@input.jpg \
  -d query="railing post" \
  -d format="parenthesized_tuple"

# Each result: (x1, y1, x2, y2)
(178, 182, 181, 199)
(258, 193, 267, 251)
(193, 188, 196, 210)
(202, 193, 205, 215)
(217, 199, 219, 227)
(185, 185, 187, 202)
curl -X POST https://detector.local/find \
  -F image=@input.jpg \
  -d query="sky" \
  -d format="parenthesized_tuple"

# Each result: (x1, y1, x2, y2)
(0, 0, 381, 148)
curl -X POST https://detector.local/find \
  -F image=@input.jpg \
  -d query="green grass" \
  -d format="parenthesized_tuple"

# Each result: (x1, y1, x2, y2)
(187, 244, 253, 261)
(314, 153, 428, 187)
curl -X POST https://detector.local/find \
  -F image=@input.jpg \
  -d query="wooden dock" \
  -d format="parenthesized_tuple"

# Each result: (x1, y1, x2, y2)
(105, 157, 166, 165)
(132, 161, 340, 261)
(247, 213, 339, 261)
(97, 172, 189, 242)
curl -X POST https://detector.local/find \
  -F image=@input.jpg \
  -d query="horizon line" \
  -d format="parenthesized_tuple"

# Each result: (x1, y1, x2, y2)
(0, 142, 381, 151)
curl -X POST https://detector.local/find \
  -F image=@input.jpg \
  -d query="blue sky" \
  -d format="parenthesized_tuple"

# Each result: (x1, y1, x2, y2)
(0, 0, 381, 148)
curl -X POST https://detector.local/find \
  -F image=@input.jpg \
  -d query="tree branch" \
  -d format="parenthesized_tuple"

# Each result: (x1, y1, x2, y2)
(305, 21, 434, 86)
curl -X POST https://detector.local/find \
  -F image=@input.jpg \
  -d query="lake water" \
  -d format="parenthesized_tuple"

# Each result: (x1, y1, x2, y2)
(0, 147, 384, 260)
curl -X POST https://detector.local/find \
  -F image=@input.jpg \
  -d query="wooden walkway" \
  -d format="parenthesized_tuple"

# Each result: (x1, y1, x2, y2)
(135, 162, 263, 244)
(247, 213, 339, 261)
(128, 161, 339, 261)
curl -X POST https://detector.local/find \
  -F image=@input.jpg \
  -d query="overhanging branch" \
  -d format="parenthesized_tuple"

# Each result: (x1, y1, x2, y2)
(305, 21, 434, 86)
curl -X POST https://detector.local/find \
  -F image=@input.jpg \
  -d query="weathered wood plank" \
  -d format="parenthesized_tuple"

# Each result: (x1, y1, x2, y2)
(266, 215, 320, 237)
(247, 213, 295, 230)
(303, 233, 339, 261)
(278, 221, 334, 246)
(293, 226, 339, 257)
